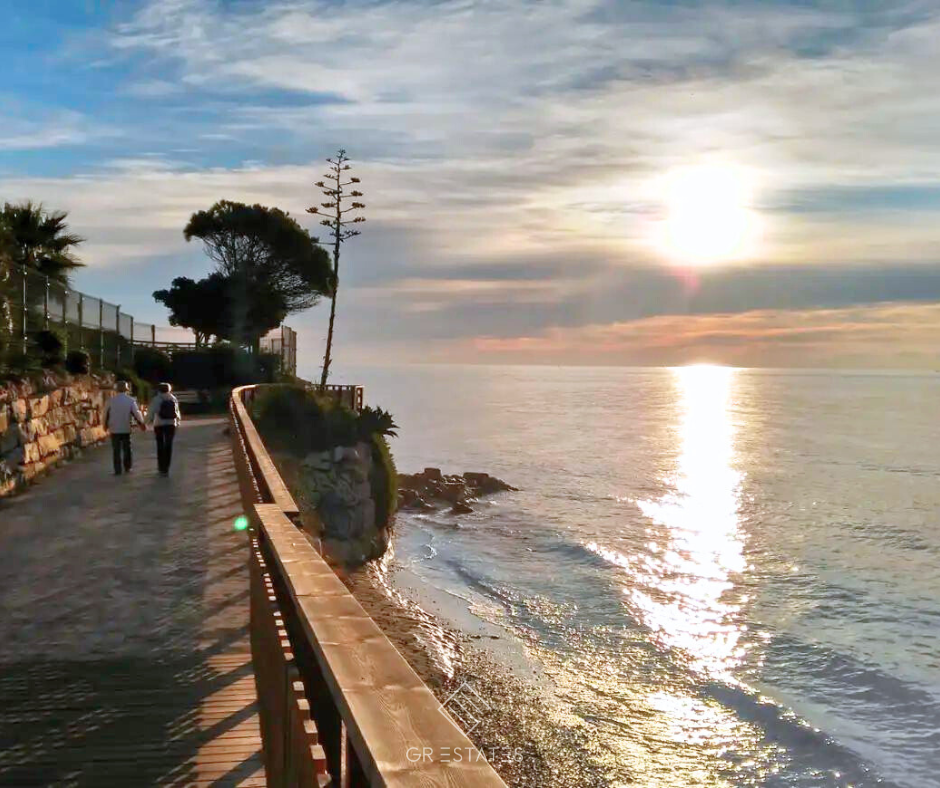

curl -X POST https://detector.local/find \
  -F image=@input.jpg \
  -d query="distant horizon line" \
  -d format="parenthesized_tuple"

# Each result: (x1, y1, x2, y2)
(320, 362, 940, 374)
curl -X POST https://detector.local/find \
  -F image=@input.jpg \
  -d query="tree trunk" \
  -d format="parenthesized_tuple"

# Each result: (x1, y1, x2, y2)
(320, 184, 343, 390)
(320, 264, 338, 389)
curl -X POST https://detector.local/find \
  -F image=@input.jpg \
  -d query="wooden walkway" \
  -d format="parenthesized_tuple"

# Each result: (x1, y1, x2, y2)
(0, 418, 265, 787)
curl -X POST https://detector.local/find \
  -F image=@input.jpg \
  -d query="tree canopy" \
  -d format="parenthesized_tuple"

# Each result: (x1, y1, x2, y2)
(184, 201, 333, 313)
(0, 201, 84, 283)
(153, 273, 289, 350)
(153, 275, 232, 346)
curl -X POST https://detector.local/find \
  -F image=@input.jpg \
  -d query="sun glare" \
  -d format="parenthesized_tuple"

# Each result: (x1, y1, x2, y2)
(660, 164, 758, 265)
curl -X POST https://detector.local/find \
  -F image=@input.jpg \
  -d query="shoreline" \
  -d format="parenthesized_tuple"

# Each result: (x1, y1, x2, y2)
(342, 550, 611, 788)
(269, 449, 610, 785)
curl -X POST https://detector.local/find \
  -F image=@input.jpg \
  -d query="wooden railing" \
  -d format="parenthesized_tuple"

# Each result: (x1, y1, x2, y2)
(317, 384, 365, 413)
(229, 385, 506, 787)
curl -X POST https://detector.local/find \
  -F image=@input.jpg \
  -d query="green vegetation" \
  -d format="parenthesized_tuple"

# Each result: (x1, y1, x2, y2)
(130, 344, 285, 413)
(132, 346, 172, 383)
(3, 351, 39, 378)
(1, 202, 84, 375)
(65, 350, 90, 375)
(34, 328, 66, 368)
(252, 386, 397, 451)
(251, 385, 398, 528)
(163, 200, 333, 353)
(153, 275, 230, 347)
(0, 201, 84, 283)
(369, 433, 398, 530)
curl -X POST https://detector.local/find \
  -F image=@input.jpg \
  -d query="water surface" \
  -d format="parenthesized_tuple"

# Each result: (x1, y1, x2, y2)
(331, 364, 940, 788)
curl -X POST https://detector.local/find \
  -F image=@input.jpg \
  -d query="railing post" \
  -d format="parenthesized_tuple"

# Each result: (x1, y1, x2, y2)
(61, 286, 68, 354)
(99, 300, 104, 369)
(21, 265, 27, 354)
(43, 276, 49, 329)
(78, 293, 84, 351)
(116, 306, 122, 369)
(152, 324, 156, 347)
(129, 316, 134, 363)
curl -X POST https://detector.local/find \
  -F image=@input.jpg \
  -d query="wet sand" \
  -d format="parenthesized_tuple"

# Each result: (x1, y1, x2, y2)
(271, 451, 610, 785)
(341, 559, 612, 788)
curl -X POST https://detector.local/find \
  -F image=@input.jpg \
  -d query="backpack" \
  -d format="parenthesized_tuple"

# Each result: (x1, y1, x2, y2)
(158, 397, 177, 420)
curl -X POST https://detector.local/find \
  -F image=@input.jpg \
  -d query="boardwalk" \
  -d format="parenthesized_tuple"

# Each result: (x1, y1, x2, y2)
(0, 418, 265, 787)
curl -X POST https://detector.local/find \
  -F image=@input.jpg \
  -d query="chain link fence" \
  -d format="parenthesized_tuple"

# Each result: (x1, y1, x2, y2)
(259, 326, 297, 376)
(0, 264, 298, 376)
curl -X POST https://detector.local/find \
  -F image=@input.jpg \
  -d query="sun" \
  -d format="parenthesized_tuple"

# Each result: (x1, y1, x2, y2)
(660, 164, 758, 264)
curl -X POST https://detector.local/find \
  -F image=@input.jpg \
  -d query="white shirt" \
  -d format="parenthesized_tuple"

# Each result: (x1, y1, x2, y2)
(146, 393, 181, 427)
(103, 393, 145, 434)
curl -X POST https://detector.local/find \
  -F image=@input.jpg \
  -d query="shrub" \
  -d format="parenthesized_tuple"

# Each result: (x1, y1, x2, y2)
(251, 385, 400, 530)
(65, 349, 90, 375)
(4, 351, 39, 377)
(358, 405, 398, 438)
(252, 385, 359, 452)
(34, 328, 65, 368)
(256, 352, 281, 383)
(370, 434, 398, 528)
(133, 346, 172, 383)
(252, 386, 400, 451)
(170, 345, 274, 390)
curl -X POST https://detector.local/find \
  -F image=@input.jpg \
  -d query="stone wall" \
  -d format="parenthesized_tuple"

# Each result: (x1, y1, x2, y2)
(0, 373, 114, 498)
(299, 442, 386, 565)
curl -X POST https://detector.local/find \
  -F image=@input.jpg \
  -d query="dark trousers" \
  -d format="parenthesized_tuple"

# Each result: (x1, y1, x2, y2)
(154, 425, 177, 474)
(111, 433, 132, 474)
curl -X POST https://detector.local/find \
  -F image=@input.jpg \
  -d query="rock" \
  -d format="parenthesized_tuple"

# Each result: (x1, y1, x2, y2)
(398, 468, 516, 513)
(23, 443, 41, 464)
(302, 451, 332, 471)
(0, 424, 18, 454)
(37, 434, 60, 458)
(30, 395, 50, 418)
(451, 501, 474, 515)
(464, 472, 518, 494)
(17, 422, 36, 444)
(11, 399, 28, 423)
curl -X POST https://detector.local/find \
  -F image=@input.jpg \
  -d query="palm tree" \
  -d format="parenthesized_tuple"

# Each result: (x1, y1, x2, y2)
(0, 201, 84, 283)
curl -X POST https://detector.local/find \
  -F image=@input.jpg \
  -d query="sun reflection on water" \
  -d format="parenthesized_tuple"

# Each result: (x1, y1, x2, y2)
(631, 365, 746, 677)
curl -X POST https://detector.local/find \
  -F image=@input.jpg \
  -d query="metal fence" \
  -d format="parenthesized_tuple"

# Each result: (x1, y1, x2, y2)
(259, 326, 297, 377)
(0, 263, 298, 376)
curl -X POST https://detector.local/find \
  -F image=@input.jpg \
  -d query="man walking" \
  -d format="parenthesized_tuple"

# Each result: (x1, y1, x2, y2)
(147, 383, 181, 476)
(103, 381, 146, 475)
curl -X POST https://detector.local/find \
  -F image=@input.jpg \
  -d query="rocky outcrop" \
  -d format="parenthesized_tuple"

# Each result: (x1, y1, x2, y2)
(297, 442, 388, 565)
(398, 468, 517, 515)
(0, 372, 114, 499)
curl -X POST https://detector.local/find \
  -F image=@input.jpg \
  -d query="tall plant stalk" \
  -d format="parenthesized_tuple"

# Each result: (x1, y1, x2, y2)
(307, 149, 365, 389)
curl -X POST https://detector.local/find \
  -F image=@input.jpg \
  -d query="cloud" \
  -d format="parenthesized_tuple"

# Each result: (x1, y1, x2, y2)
(98, 0, 940, 267)
(4, 0, 940, 367)
(460, 302, 940, 368)
(0, 108, 112, 151)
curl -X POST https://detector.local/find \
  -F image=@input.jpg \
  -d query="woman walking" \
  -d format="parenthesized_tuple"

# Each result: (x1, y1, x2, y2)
(147, 383, 181, 476)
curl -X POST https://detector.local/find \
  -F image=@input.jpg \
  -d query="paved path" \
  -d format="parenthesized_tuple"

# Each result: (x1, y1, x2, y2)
(0, 418, 265, 787)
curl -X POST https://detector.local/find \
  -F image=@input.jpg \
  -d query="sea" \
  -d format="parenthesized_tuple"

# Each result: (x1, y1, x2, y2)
(329, 364, 940, 788)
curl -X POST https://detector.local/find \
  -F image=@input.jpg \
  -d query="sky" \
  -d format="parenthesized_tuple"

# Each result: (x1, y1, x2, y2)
(2, 0, 940, 370)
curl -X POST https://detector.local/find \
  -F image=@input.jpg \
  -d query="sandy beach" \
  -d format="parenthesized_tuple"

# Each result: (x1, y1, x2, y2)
(342, 558, 612, 788)
(272, 448, 610, 785)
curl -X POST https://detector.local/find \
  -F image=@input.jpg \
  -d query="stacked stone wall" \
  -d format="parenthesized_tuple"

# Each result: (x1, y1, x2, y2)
(0, 373, 114, 498)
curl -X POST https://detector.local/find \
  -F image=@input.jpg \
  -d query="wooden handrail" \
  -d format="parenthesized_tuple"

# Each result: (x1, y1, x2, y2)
(231, 385, 300, 520)
(229, 385, 506, 787)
